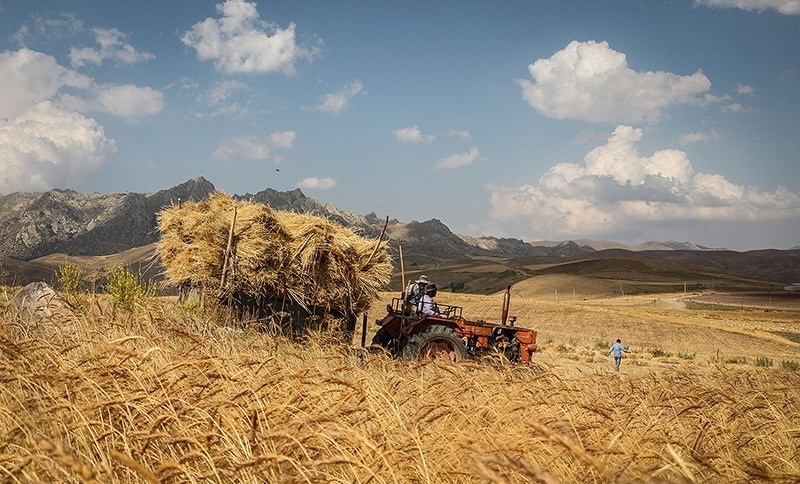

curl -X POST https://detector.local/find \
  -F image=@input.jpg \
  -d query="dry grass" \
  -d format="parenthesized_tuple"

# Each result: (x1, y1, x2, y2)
(1, 287, 799, 483)
(157, 192, 391, 313)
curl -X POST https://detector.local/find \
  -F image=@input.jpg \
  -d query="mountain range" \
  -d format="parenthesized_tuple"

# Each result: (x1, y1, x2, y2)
(1, 177, 798, 286)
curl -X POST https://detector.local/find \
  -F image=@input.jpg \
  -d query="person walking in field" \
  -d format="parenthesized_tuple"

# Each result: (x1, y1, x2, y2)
(608, 339, 629, 371)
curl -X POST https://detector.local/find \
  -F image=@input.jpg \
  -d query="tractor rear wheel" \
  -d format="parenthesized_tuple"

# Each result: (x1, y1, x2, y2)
(402, 325, 467, 362)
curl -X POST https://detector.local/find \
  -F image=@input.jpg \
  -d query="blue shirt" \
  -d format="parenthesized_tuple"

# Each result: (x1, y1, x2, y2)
(610, 342, 627, 357)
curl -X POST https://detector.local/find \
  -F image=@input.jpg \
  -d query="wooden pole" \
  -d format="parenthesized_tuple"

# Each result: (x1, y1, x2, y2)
(360, 313, 368, 347)
(220, 206, 237, 290)
(364, 215, 389, 267)
(399, 244, 406, 296)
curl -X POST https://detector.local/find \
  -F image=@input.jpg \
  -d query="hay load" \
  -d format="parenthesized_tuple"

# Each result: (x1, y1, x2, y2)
(157, 192, 391, 317)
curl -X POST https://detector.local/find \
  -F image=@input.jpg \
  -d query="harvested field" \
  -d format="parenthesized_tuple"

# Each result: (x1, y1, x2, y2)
(688, 292, 800, 311)
(1, 287, 799, 483)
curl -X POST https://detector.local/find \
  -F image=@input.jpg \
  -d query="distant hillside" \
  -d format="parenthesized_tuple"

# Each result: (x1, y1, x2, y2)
(0, 177, 214, 260)
(0, 177, 601, 264)
(1, 177, 798, 288)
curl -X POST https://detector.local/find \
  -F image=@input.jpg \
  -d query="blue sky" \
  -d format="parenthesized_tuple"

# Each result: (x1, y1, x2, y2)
(1, 0, 798, 250)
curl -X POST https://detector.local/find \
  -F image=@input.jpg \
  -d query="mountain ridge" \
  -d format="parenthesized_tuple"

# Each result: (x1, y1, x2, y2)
(1, 178, 798, 285)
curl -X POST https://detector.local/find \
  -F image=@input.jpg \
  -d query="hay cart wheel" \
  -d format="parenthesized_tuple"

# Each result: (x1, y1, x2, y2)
(402, 325, 467, 362)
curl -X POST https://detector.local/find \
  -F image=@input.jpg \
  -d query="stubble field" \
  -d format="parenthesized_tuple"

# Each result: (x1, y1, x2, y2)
(1, 285, 799, 483)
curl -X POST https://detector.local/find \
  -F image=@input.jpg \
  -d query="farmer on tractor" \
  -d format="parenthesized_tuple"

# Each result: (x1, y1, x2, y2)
(371, 284, 538, 363)
(418, 282, 442, 316)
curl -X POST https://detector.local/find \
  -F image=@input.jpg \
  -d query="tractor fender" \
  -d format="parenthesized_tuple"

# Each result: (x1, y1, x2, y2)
(408, 317, 464, 336)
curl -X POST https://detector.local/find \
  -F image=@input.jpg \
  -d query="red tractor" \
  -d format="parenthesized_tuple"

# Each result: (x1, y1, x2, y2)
(371, 286, 537, 362)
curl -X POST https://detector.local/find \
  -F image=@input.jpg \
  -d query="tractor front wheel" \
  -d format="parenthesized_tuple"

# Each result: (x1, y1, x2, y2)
(402, 325, 467, 362)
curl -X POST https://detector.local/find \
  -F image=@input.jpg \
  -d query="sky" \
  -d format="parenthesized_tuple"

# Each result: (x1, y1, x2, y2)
(1, 0, 799, 251)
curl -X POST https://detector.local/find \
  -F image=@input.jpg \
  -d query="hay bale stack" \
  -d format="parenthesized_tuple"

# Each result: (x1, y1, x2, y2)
(276, 212, 392, 313)
(157, 192, 391, 314)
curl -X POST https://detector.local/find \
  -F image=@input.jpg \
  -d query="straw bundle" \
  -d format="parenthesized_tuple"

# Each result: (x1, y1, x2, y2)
(276, 211, 392, 313)
(157, 192, 391, 314)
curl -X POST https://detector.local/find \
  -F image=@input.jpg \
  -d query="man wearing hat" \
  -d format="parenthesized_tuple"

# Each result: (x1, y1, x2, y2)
(418, 282, 442, 316)
(404, 275, 430, 309)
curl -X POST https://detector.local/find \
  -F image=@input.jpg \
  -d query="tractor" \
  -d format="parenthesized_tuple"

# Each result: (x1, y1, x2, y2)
(371, 285, 537, 362)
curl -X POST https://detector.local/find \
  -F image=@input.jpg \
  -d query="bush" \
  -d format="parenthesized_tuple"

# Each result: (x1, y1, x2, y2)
(755, 357, 773, 367)
(780, 360, 800, 372)
(56, 261, 86, 309)
(450, 281, 466, 293)
(651, 348, 672, 358)
(105, 265, 155, 313)
(723, 356, 747, 365)
(677, 352, 695, 360)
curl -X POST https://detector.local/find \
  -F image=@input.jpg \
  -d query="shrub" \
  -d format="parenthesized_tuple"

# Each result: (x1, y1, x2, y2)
(723, 356, 747, 365)
(780, 360, 800, 372)
(755, 357, 773, 367)
(651, 348, 672, 358)
(105, 265, 155, 313)
(450, 280, 466, 293)
(56, 261, 86, 309)
(677, 352, 695, 360)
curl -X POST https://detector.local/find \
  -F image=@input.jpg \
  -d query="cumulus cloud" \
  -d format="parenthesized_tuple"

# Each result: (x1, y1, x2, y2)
(393, 124, 436, 143)
(679, 129, 720, 145)
(487, 125, 800, 237)
(312, 80, 364, 113)
(517, 40, 712, 123)
(0, 49, 90, 118)
(737, 83, 756, 95)
(212, 130, 296, 160)
(69, 27, 154, 67)
(1, 48, 164, 121)
(297, 177, 336, 189)
(435, 147, 480, 170)
(0, 46, 163, 192)
(181, 0, 318, 75)
(0, 102, 117, 193)
(694, 0, 800, 15)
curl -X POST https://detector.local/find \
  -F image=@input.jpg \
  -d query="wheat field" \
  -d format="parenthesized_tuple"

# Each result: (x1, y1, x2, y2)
(1, 287, 799, 483)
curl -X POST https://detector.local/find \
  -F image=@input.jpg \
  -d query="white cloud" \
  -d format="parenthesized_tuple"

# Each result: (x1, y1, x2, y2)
(203, 80, 249, 105)
(0, 49, 90, 118)
(56, 84, 164, 119)
(737, 83, 756, 95)
(679, 129, 720, 145)
(1, 48, 163, 120)
(721, 102, 756, 113)
(393, 124, 435, 143)
(445, 129, 471, 139)
(69, 27, 154, 67)
(212, 130, 296, 160)
(312, 80, 364, 113)
(0, 101, 117, 193)
(487, 125, 800, 238)
(94, 84, 164, 117)
(517, 40, 712, 123)
(435, 147, 480, 170)
(297, 177, 336, 189)
(694, 0, 800, 15)
(181, 0, 318, 75)
(13, 13, 84, 46)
